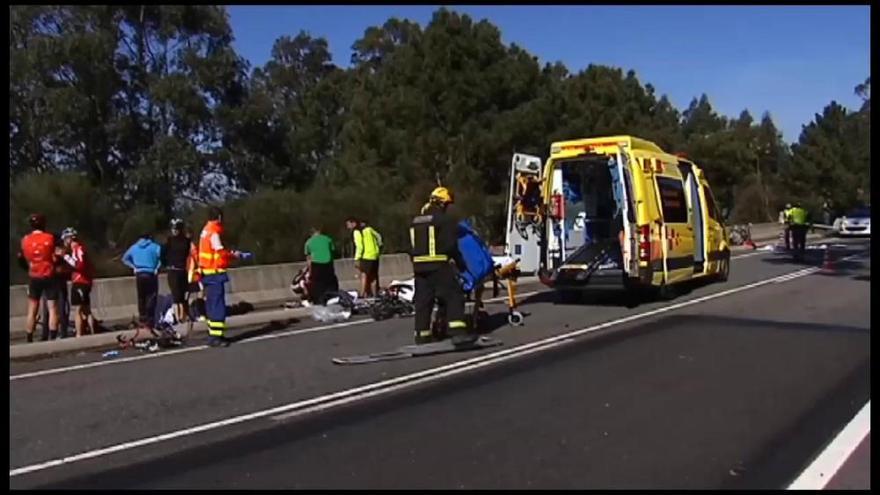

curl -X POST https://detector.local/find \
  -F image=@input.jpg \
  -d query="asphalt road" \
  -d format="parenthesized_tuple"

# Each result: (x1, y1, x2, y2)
(9, 239, 871, 489)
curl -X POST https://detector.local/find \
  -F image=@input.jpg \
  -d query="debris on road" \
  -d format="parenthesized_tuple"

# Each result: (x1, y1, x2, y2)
(311, 303, 352, 323)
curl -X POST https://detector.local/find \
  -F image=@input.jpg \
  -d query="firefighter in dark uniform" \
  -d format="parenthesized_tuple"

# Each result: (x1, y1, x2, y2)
(410, 187, 469, 345)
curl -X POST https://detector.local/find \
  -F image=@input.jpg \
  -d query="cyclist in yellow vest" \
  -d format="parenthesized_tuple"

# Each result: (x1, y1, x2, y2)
(787, 202, 810, 261)
(345, 217, 383, 297)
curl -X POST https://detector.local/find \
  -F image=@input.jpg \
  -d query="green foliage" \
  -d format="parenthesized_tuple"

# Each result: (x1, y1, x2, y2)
(787, 100, 870, 216)
(9, 6, 870, 282)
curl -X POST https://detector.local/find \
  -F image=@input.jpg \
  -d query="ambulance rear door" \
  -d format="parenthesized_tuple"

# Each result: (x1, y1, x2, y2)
(505, 153, 544, 273)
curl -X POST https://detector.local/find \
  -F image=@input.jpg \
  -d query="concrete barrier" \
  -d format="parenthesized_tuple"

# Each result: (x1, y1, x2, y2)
(9, 253, 413, 338)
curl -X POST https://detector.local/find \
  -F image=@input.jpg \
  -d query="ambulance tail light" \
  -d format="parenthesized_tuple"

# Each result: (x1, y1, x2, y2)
(638, 224, 651, 262)
(550, 193, 564, 219)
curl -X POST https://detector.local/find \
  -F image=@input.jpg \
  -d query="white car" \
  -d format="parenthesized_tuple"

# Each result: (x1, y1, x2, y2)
(834, 207, 871, 237)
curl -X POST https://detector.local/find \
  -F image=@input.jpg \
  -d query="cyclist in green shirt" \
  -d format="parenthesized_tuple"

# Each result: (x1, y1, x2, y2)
(304, 227, 339, 304)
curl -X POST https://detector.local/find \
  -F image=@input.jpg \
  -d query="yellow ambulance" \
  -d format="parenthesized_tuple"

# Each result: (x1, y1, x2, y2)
(510, 135, 729, 300)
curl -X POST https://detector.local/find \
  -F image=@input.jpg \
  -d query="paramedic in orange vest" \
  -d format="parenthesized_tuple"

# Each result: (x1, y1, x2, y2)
(198, 207, 243, 347)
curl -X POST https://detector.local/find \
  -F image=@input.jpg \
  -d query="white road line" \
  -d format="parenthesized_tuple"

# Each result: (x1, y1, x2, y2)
(9, 264, 831, 477)
(6, 244, 850, 382)
(731, 251, 767, 260)
(6, 243, 853, 381)
(772, 268, 817, 283)
(787, 401, 871, 490)
(9, 292, 539, 382)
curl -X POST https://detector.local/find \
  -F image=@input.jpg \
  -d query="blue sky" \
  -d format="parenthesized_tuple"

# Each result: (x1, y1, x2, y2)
(227, 5, 870, 144)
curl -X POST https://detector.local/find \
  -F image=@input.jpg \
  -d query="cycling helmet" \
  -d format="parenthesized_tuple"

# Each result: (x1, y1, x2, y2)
(28, 213, 46, 230)
(61, 227, 78, 240)
(170, 218, 185, 230)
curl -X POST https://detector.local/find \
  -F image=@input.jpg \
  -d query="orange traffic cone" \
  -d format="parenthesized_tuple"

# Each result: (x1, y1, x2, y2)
(820, 248, 835, 274)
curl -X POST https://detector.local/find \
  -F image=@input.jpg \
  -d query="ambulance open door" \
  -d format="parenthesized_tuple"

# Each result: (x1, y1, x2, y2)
(505, 153, 544, 274)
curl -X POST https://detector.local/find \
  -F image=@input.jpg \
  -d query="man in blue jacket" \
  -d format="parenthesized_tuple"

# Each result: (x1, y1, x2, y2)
(122, 233, 163, 330)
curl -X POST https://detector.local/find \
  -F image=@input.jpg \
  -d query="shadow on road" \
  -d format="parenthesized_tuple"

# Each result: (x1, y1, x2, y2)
(760, 247, 867, 278)
(474, 311, 517, 336)
(518, 274, 722, 310)
(33, 313, 868, 490)
(226, 318, 301, 344)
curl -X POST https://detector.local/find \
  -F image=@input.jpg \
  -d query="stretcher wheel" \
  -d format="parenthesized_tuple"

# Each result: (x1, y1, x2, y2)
(507, 311, 524, 326)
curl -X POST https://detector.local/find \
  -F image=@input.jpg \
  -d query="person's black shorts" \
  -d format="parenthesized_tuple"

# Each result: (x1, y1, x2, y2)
(359, 259, 379, 278)
(28, 277, 59, 301)
(70, 283, 92, 306)
(167, 270, 188, 304)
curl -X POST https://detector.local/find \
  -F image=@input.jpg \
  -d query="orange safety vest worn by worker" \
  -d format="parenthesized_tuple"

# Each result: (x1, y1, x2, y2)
(198, 220, 232, 275)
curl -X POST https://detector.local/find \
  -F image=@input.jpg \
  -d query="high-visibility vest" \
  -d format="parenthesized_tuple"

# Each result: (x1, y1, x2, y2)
(198, 220, 231, 275)
(788, 207, 808, 225)
(354, 226, 382, 261)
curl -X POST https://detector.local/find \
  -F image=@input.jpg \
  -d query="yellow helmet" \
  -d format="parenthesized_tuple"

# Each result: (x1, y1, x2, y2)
(430, 187, 454, 204)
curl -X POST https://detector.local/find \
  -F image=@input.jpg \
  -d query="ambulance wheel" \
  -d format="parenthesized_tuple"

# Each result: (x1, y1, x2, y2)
(717, 255, 730, 282)
(657, 282, 676, 301)
(507, 311, 524, 326)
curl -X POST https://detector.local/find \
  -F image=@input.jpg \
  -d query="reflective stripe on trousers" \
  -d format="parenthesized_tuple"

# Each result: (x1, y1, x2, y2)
(202, 273, 228, 336)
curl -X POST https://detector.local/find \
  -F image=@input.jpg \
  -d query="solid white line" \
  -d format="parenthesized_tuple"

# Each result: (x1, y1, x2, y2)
(6, 242, 852, 381)
(731, 251, 767, 260)
(8, 292, 539, 382)
(787, 401, 871, 490)
(6, 244, 847, 381)
(9, 265, 827, 477)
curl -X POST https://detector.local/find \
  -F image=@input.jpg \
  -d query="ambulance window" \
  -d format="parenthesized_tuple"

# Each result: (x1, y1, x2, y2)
(656, 176, 688, 223)
(704, 186, 721, 221)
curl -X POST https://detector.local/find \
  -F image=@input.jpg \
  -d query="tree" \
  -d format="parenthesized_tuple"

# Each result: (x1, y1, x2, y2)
(219, 31, 344, 192)
(10, 6, 866, 280)
(9, 5, 249, 214)
(788, 100, 869, 213)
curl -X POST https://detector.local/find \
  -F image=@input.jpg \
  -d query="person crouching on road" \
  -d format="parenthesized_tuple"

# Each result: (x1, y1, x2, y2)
(122, 233, 163, 331)
(198, 207, 246, 347)
(410, 187, 468, 345)
(61, 228, 96, 337)
(18, 213, 61, 342)
(346, 217, 382, 298)
(163, 218, 194, 323)
(304, 226, 339, 305)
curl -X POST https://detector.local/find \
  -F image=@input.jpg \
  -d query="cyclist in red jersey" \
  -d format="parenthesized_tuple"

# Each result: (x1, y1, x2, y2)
(61, 228, 96, 337)
(17, 214, 60, 342)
